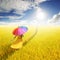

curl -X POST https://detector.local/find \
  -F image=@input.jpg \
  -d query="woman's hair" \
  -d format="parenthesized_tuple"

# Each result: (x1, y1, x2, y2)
(18, 35, 24, 38)
(21, 35, 23, 37)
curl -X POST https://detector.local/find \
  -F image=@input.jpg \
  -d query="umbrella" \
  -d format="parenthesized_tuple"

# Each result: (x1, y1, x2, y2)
(13, 26, 28, 36)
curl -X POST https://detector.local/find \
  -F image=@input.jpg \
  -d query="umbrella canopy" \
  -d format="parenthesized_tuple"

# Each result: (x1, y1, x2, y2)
(13, 26, 28, 36)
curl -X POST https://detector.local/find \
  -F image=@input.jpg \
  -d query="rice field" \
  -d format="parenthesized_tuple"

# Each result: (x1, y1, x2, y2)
(0, 25, 60, 60)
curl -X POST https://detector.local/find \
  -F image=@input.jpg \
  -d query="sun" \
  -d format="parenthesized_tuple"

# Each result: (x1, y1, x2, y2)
(35, 8, 47, 22)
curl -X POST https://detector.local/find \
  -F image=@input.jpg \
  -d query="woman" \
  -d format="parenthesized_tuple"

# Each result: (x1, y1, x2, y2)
(13, 35, 23, 44)
(10, 26, 28, 49)
(10, 35, 24, 49)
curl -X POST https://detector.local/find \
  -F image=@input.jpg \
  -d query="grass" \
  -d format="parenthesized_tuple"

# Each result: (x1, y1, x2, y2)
(0, 25, 60, 60)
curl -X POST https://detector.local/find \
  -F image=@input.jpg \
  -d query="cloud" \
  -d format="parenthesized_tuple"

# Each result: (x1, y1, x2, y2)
(34, 0, 46, 4)
(0, 20, 29, 26)
(0, 0, 47, 22)
(48, 12, 60, 23)
(0, 0, 46, 12)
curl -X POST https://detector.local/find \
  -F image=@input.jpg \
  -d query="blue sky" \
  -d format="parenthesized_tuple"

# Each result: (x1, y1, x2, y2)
(40, 0, 60, 19)
(0, 0, 60, 24)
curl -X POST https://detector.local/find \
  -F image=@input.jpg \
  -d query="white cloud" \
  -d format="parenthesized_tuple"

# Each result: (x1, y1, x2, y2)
(6, 13, 24, 20)
(48, 12, 60, 23)
(0, 15, 23, 20)
(34, 0, 46, 4)
(0, 0, 46, 13)
(0, 9, 3, 12)
(0, 20, 29, 26)
(0, 0, 31, 13)
(0, 0, 47, 24)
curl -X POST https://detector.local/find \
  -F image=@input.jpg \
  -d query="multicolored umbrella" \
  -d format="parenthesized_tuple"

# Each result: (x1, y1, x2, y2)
(13, 26, 28, 36)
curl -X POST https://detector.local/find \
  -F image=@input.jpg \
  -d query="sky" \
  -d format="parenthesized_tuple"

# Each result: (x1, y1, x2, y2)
(0, 0, 60, 25)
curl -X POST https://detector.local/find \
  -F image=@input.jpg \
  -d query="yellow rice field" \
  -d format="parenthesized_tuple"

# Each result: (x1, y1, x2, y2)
(0, 25, 60, 60)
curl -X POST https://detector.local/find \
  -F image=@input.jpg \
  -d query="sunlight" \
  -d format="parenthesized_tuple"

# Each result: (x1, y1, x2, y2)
(35, 8, 47, 22)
